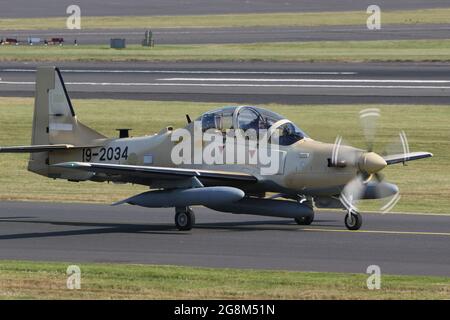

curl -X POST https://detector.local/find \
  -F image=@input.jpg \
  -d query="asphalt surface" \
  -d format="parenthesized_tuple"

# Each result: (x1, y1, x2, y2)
(0, 201, 449, 276)
(1, 61, 450, 105)
(5, 24, 450, 45)
(1, 0, 448, 18)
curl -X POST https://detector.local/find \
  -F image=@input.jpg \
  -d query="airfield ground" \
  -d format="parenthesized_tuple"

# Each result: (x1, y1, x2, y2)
(0, 40, 449, 63)
(0, 3, 449, 300)
(1, 7, 449, 63)
(0, 260, 449, 299)
(0, 97, 448, 214)
(1, 8, 449, 30)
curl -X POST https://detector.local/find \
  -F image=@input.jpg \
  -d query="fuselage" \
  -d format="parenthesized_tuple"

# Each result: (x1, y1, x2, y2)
(46, 127, 359, 197)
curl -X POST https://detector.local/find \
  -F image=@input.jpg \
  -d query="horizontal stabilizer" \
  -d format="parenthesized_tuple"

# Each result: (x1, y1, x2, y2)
(0, 144, 97, 153)
(0, 144, 75, 153)
(383, 152, 433, 165)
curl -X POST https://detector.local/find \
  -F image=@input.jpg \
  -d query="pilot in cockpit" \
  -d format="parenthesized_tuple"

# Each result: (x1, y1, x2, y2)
(200, 106, 307, 146)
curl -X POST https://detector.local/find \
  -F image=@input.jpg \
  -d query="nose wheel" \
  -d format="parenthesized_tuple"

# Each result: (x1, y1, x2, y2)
(175, 206, 195, 231)
(344, 211, 362, 230)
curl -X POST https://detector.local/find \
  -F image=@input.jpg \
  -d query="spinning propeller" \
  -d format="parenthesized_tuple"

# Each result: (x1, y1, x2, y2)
(332, 108, 406, 215)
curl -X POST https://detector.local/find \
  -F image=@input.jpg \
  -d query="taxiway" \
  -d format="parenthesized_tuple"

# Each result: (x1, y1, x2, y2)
(0, 201, 449, 276)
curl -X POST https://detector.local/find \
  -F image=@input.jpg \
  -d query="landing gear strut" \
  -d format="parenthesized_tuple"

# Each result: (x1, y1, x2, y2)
(344, 210, 362, 230)
(175, 206, 195, 231)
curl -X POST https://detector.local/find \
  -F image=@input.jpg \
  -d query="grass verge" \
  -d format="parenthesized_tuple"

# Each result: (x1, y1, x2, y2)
(1, 40, 450, 62)
(0, 260, 449, 299)
(1, 8, 450, 30)
(0, 97, 449, 213)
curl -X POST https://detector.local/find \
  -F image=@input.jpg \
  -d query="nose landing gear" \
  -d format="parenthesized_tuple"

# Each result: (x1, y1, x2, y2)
(344, 210, 362, 230)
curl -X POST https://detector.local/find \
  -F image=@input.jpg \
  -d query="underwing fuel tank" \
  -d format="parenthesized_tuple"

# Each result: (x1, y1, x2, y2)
(207, 198, 314, 220)
(114, 186, 245, 208)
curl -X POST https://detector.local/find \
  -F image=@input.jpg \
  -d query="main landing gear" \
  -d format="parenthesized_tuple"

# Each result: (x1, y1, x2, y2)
(175, 206, 195, 231)
(294, 214, 314, 225)
(294, 196, 314, 225)
(344, 210, 362, 230)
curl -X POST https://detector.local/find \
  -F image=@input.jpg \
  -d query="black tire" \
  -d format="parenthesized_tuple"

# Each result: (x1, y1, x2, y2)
(295, 214, 314, 225)
(345, 211, 362, 230)
(175, 207, 195, 231)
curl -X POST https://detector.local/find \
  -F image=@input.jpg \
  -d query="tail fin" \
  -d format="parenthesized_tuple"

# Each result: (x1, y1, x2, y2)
(32, 66, 105, 145)
(28, 66, 106, 175)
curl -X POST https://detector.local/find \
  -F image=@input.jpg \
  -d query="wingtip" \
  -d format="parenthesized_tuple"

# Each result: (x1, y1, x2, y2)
(419, 152, 433, 159)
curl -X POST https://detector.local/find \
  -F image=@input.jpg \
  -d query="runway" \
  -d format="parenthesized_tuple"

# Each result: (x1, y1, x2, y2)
(2, 0, 448, 18)
(1, 61, 450, 104)
(0, 201, 449, 276)
(6, 24, 450, 45)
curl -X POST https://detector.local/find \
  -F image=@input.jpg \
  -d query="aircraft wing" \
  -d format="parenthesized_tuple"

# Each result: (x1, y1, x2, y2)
(53, 162, 258, 186)
(383, 152, 433, 165)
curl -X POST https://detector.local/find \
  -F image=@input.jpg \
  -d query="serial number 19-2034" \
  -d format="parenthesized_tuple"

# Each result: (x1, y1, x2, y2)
(82, 146, 129, 162)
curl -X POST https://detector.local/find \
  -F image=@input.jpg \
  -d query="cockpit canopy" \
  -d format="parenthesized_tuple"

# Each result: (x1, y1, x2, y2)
(196, 106, 307, 146)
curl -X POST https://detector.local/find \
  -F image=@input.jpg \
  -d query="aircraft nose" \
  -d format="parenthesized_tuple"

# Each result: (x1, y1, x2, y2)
(358, 152, 387, 174)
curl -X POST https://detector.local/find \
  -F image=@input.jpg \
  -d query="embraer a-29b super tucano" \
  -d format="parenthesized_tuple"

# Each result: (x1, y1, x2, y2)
(0, 67, 432, 230)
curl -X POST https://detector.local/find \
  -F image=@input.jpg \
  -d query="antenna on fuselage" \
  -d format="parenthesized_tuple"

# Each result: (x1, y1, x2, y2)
(186, 114, 192, 124)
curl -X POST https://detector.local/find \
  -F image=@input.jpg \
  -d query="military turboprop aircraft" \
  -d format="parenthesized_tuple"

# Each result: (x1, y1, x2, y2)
(0, 67, 432, 230)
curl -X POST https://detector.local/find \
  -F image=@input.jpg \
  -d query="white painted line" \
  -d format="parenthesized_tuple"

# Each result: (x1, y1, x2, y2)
(1, 81, 450, 89)
(0, 69, 357, 75)
(0, 81, 34, 85)
(319, 209, 450, 217)
(162, 77, 450, 84)
(44, 82, 450, 89)
(371, 211, 450, 217)
(303, 228, 450, 237)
